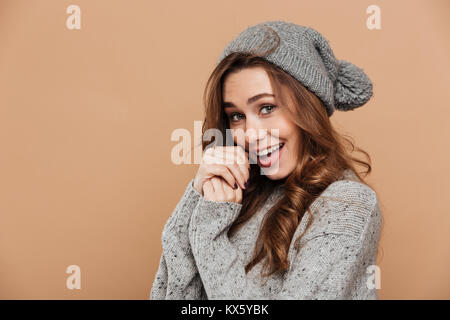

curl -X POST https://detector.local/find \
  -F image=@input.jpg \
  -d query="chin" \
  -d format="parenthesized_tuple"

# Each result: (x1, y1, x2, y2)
(259, 165, 289, 180)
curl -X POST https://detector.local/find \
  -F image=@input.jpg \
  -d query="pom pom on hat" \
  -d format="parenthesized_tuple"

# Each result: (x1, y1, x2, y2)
(334, 60, 374, 111)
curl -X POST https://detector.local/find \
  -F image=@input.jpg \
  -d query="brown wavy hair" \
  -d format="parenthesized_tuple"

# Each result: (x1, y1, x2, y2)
(199, 26, 381, 279)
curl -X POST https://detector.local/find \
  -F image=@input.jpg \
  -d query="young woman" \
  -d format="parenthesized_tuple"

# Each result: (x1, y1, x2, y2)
(151, 21, 382, 300)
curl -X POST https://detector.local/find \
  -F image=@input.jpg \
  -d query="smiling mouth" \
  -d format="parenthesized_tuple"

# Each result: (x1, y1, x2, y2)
(256, 142, 285, 167)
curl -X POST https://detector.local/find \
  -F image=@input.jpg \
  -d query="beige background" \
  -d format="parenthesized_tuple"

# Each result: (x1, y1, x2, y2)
(0, 0, 449, 299)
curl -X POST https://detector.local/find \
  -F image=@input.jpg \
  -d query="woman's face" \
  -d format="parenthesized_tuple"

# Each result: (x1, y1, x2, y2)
(222, 66, 301, 180)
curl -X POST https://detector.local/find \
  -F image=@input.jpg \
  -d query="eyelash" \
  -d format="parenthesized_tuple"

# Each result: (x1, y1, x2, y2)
(228, 105, 276, 123)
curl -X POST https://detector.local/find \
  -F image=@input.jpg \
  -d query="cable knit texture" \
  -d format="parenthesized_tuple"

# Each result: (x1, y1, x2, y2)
(150, 169, 382, 300)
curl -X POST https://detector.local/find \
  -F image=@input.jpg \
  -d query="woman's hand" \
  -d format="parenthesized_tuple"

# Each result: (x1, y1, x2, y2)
(193, 146, 250, 196)
(203, 176, 243, 204)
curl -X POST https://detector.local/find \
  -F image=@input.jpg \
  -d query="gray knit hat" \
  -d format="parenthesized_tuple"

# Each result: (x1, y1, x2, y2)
(216, 21, 373, 117)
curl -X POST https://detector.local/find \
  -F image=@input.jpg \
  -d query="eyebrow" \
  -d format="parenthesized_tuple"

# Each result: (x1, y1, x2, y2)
(222, 93, 275, 108)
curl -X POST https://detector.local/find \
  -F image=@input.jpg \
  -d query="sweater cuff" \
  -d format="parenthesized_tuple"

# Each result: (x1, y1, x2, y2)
(189, 178, 203, 198)
(163, 178, 202, 235)
(191, 196, 243, 240)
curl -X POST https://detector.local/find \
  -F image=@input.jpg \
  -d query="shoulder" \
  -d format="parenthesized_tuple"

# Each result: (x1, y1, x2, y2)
(302, 171, 381, 243)
(322, 175, 377, 209)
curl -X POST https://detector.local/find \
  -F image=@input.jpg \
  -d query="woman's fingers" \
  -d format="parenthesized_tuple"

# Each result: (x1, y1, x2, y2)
(222, 147, 250, 180)
(202, 178, 215, 201)
(214, 146, 248, 166)
(222, 161, 247, 190)
(210, 177, 225, 201)
(206, 164, 237, 190)
(204, 176, 243, 204)
(221, 178, 236, 202)
(234, 183, 243, 204)
(205, 147, 249, 189)
(215, 177, 242, 204)
(221, 176, 243, 204)
(203, 155, 240, 189)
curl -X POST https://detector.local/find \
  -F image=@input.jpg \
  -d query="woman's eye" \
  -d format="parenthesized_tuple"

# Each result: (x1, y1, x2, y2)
(229, 113, 243, 122)
(261, 105, 276, 114)
(228, 105, 276, 122)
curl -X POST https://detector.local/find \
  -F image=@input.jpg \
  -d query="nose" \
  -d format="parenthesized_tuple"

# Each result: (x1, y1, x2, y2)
(246, 128, 268, 146)
(245, 117, 268, 148)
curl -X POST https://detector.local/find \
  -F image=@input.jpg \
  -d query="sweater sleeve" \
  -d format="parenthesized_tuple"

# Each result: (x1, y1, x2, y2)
(188, 181, 382, 300)
(150, 178, 207, 300)
(188, 197, 244, 299)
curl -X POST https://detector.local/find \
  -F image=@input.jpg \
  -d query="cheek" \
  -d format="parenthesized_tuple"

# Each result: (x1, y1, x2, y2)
(269, 117, 290, 138)
(230, 128, 246, 145)
(277, 117, 298, 141)
(282, 124, 301, 160)
(287, 127, 301, 146)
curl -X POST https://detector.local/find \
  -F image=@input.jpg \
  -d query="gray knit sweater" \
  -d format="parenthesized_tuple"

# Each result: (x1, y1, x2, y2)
(150, 169, 382, 300)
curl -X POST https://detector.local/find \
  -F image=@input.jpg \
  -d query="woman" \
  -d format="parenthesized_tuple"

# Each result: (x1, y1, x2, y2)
(150, 20, 382, 300)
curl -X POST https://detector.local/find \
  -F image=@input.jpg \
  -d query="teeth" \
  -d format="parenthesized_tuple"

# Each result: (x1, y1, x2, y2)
(257, 143, 284, 157)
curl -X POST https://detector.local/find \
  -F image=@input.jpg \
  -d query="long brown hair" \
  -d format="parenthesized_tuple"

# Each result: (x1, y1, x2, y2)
(200, 26, 380, 279)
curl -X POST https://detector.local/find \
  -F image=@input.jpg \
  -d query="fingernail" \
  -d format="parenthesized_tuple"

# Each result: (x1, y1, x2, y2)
(234, 182, 238, 189)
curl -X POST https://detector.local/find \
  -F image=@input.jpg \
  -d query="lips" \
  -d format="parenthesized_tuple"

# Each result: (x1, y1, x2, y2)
(251, 143, 285, 157)
(257, 143, 285, 167)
